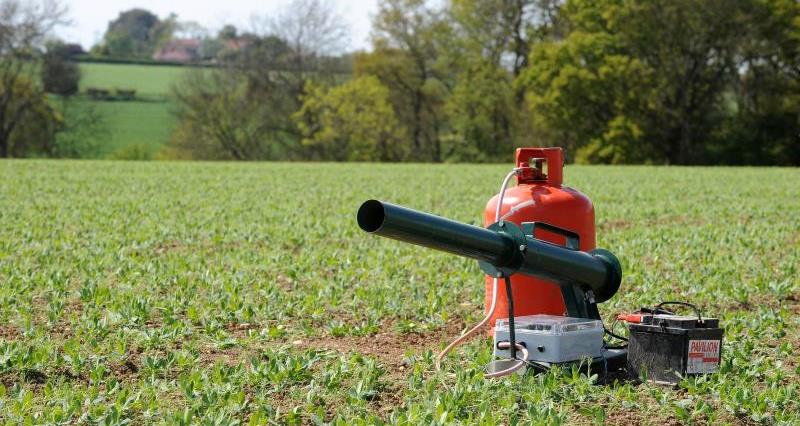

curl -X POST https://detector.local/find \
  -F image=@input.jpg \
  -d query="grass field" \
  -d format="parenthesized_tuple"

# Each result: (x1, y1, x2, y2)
(0, 162, 797, 424)
(79, 63, 188, 98)
(85, 100, 176, 158)
(76, 63, 188, 157)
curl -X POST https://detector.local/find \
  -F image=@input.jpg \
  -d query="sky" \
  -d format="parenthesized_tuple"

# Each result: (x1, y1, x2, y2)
(56, 0, 379, 51)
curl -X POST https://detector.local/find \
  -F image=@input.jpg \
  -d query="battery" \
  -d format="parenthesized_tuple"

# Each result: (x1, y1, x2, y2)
(627, 314, 724, 385)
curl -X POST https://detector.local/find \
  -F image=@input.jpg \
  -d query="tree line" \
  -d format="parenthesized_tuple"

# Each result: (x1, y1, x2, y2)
(1, 0, 798, 164)
(170, 0, 799, 165)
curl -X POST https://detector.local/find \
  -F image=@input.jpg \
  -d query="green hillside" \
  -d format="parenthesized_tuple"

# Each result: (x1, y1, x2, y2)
(86, 99, 176, 157)
(75, 62, 190, 157)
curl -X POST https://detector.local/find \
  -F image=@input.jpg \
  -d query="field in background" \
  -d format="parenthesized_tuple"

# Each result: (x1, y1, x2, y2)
(0, 162, 797, 423)
(79, 63, 187, 98)
(89, 101, 175, 158)
(77, 63, 188, 157)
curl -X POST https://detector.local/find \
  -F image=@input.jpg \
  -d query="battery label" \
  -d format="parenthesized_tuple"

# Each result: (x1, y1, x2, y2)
(687, 339, 720, 373)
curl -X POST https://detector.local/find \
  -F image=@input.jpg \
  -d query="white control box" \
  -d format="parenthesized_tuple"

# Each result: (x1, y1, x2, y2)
(494, 315, 604, 363)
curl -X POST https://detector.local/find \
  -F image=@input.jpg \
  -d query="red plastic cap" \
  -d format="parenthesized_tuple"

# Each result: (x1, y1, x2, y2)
(515, 147, 563, 186)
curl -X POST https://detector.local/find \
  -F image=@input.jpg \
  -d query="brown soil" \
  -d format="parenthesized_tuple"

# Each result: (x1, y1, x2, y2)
(291, 319, 467, 375)
(275, 274, 295, 291)
(151, 239, 268, 256)
(602, 219, 633, 230)
(783, 292, 800, 314)
(224, 321, 260, 333)
(603, 410, 683, 426)
(294, 319, 467, 417)
(0, 324, 20, 340)
(198, 346, 246, 367)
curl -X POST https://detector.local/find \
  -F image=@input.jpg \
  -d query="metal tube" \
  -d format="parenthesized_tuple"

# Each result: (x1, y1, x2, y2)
(357, 200, 621, 302)
(519, 238, 609, 289)
(520, 238, 622, 303)
(357, 200, 515, 265)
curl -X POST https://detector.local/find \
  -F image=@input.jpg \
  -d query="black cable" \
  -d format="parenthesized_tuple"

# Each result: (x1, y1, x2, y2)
(587, 294, 602, 321)
(585, 291, 628, 345)
(516, 356, 550, 373)
(656, 301, 703, 322)
(640, 306, 675, 315)
(603, 325, 629, 342)
(603, 300, 702, 348)
(503, 274, 516, 360)
(604, 344, 628, 350)
(599, 353, 608, 384)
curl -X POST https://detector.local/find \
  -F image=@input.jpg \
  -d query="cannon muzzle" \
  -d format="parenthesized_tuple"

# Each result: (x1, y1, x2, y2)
(357, 199, 621, 303)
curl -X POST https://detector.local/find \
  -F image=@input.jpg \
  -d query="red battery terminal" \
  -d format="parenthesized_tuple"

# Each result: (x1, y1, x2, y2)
(616, 313, 646, 323)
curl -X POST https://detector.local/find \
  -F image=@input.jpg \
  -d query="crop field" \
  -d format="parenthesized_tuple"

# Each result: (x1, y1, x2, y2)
(0, 161, 798, 424)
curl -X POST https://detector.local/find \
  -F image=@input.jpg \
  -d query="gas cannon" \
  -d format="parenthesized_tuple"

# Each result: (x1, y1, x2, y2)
(356, 147, 723, 383)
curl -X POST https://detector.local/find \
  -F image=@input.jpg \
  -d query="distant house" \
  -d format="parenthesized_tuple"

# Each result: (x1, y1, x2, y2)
(223, 38, 250, 52)
(153, 39, 201, 63)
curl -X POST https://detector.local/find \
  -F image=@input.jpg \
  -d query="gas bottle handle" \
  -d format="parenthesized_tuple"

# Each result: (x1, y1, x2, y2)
(521, 222, 580, 250)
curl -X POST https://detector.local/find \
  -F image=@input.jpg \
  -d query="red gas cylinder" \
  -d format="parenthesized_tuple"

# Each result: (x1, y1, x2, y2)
(484, 147, 596, 333)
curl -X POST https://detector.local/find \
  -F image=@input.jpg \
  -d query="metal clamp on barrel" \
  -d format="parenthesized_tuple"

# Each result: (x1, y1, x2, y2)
(478, 221, 527, 278)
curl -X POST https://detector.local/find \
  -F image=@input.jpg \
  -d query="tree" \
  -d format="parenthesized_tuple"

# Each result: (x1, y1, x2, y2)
(716, 0, 800, 165)
(294, 76, 408, 161)
(445, 61, 516, 161)
(49, 96, 107, 158)
(360, 0, 452, 162)
(41, 41, 80, 96)
(218, 25, 238, 41)
(100, 9, 175, 58)
(520, 0, 798, 165)
(522, 29, 655, 163)
(0, 0, 67, 158)
(449, 0, 562, 79)
(169, 2, 351, 161)
(263, 0, 350, 94)
(1, 75, 60, 157)
(443, 0, 564, 159)
(168, 36, 299, 160)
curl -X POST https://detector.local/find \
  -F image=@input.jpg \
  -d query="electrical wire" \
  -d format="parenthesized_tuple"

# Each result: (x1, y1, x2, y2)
(605, 300, 702, 348)
(603, 343, 628, 350)
(599, 352, 609, 383)
(515, 356, 551, 373)
(485, 341, 529, 378)
(504, 273, 516, 360)
(435, 167, 527, 372)
(499, 200, 536, 221)
(655, 301, 704, 323)
(603, 325, 629, 343)
(603, 320, 628, 349)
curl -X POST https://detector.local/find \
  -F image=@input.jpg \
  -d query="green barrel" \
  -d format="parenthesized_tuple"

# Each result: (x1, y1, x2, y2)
(357, 200, 621, 303)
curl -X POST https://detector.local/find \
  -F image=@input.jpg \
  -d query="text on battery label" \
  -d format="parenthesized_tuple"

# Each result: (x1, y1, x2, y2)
(687, 339, 720, 374)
